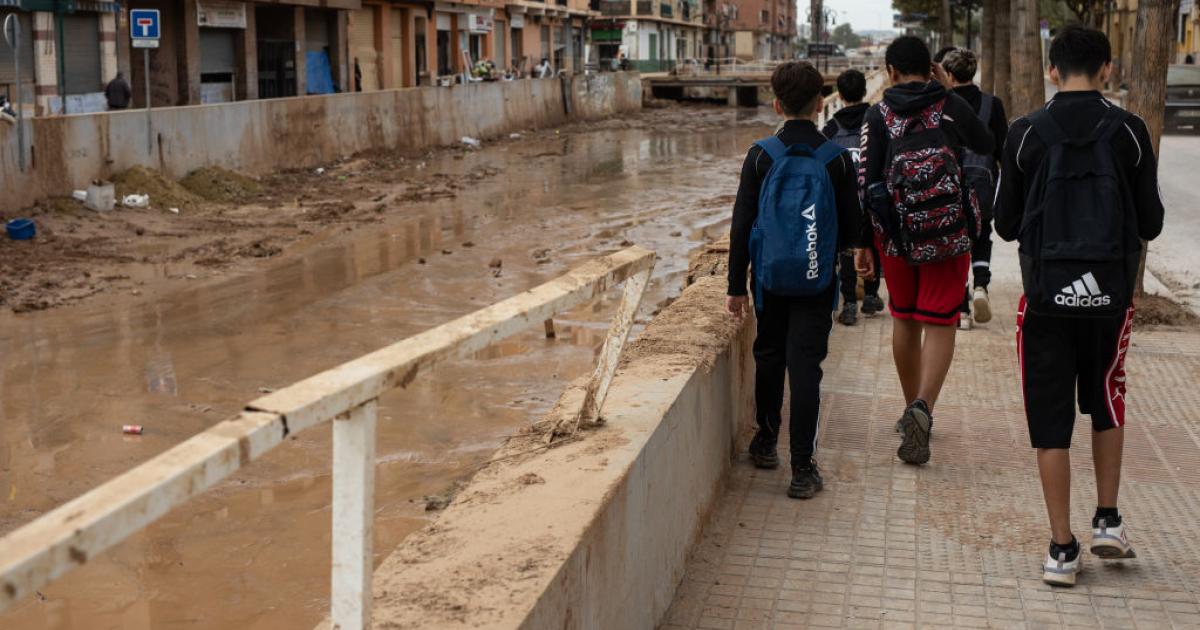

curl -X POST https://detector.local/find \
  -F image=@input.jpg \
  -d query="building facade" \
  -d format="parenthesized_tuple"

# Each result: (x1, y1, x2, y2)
(589, 0, 704, 72)
(727, 0, 793, 61)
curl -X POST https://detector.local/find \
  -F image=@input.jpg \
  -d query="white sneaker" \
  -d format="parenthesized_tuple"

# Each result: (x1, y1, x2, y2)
(1042, 549, 1081, 586)
(958, 312, 972, 330)
(973, 288, 992, 324)
(1091, 518, 1137, 559)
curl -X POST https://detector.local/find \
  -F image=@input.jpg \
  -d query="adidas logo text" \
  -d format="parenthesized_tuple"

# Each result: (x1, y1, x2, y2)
(1055, 272, 1111, 308)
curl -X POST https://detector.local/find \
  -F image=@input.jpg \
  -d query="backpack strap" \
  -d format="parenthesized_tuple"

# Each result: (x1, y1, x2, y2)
(754, 136, 788, 162)
(1095, 106, 1131, 142)
(977, 94, 993, 125)
(1027, 108, 1067, 146)
(813, 140, 846, 165)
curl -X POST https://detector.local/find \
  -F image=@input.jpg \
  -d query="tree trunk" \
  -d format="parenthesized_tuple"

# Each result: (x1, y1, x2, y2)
(1009, 0, 1044, 116)
(941, 0, 953, 49)
(981, 0, 997, 92)
(1126, 0, 1180, 293)
(993, 0, 1012, 108)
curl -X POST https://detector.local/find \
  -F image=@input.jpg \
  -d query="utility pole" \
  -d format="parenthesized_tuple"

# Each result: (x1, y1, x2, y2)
(981, 0, 996, 91)
(1010, 0, 1043, 116)
(941, 0, 953, 48)
(1125, 0, 1181, 292)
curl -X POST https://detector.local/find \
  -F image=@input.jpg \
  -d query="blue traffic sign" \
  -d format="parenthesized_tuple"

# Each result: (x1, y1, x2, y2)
(130, 9, 160, 41)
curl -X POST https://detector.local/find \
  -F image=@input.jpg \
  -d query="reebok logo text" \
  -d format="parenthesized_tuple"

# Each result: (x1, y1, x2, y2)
(1055, 272, 1111, 308)
(802, 205, 819, 280)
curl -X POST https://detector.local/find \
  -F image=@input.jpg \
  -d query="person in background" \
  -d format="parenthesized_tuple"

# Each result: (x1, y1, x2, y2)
(939, 47, 1009, 328)
(104, 72, 132, 110)
(822, 68, 883, 326)
(535, 58, 553, 79)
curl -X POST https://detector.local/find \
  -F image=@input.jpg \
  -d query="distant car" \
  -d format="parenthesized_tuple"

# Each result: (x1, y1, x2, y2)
(1166, 64, 1200, 131)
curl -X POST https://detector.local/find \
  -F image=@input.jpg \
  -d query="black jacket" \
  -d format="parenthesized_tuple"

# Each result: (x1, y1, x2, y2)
(727, 119, 863, 297)
(858, 80, 995, 249)
(821, 102, 870, 140)
(950, 84, 1008, 167)
(105, 78, 131, 109)
(994, 90, 1164, 244)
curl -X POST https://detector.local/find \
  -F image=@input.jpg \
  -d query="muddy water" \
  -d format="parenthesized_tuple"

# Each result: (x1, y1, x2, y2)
(0, 106, 776, 629)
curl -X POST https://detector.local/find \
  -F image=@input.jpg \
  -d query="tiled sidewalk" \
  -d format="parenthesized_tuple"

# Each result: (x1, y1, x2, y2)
(662, 243, 1200, 630)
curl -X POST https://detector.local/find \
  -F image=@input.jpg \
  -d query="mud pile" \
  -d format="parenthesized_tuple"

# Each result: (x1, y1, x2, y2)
(180, 167, 264, 203)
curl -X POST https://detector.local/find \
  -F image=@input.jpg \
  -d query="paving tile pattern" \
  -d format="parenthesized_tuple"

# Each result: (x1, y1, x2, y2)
(662, 247, 1200, 629)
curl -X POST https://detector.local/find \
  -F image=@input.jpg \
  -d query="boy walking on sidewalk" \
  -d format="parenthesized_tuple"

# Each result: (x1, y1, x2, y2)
(727, 62, 863, 499)
(939, 48, 1009, 328)
(994, 26, 1163, 587)
(823, 69, 884, 327)
(857, 36, 993, 465)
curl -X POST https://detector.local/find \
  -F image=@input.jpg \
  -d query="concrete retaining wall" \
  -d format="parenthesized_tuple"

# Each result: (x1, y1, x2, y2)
(352, 249, 755, 629)
(0, 73, 642, 213)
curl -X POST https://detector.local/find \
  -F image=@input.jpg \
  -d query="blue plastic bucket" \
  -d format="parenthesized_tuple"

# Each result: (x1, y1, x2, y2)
(6, 218, 35, 240)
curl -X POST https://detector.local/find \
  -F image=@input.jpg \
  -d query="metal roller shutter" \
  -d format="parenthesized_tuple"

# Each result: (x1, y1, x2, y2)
(351, 8, 378, 90)
(0, 10, 34, 85)
(200, 29, 236, 74)
(62, 13, 101, 94)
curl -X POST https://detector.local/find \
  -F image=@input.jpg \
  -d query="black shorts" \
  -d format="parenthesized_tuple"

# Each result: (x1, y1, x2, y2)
(1016, 296, 1135, 449)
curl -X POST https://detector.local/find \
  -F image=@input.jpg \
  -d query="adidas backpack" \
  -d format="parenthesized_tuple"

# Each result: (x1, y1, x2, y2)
(1019, 107, 1140, 318)
(960, 95, 997, 220)
(748, 137, 843, 307)
(882, 98, 978, 265)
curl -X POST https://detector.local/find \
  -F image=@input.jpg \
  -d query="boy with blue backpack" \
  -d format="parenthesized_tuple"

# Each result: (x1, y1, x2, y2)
(726, 61, 863, 499)
(823, 69, 884, 327)
(994, 26, 1163, 587)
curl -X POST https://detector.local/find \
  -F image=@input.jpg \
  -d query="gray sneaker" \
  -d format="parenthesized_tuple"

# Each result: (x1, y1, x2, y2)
(897, 400, 932, 465)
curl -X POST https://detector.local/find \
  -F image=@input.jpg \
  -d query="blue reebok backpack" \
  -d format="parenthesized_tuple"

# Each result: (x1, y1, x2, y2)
(748, 137, 843, 308)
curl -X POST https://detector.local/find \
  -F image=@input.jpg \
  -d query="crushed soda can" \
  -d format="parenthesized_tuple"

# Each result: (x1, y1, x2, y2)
(122, 425, 144, 435)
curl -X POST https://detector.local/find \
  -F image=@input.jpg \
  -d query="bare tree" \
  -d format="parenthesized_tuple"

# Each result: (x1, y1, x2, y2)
(993, 0, 1012, 109)
(1124, 0, 1180, 292)
(981, 0, 996, 92)
(1009, 0, 1044, 116)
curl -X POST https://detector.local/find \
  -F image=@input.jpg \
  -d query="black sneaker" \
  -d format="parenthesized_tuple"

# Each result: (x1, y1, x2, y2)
(748, 429, 779, 469)
(861, 294, 885, 316)
(897, 400, 932, 465)
(787, 459, 824, 499)
(837, 301, 858, 326)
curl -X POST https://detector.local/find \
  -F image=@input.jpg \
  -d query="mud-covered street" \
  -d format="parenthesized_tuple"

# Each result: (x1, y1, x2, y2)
(0, 105, 778, 630)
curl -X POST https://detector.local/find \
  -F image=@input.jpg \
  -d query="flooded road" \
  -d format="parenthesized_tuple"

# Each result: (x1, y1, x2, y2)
(0, 106, 777, 629)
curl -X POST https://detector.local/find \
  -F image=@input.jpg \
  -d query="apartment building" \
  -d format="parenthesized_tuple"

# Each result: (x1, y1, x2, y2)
(727, 0, 794, 60)
(588, 0, 704, 72)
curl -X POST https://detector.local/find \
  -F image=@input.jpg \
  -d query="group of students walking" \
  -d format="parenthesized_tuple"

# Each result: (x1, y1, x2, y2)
(726, 26, 1164, 586)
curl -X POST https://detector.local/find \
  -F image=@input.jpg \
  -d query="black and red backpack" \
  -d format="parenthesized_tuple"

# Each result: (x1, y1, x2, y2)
(880, 98, 980, 265)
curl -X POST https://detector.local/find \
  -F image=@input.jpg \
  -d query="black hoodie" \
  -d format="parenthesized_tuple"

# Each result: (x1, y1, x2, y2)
(857, 80, 994, 249)
(821, 102, 870, 140)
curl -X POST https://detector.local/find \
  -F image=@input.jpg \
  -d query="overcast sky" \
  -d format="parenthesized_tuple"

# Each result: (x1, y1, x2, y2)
(820, 0, 897, 32)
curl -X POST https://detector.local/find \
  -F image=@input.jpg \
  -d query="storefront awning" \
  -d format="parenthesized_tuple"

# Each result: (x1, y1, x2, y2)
(0, 0, 20, 8)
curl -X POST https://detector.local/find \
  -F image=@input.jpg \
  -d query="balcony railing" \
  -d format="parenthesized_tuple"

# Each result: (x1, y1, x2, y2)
(597, 0, 630, 13)
(635, 0, 653, 13)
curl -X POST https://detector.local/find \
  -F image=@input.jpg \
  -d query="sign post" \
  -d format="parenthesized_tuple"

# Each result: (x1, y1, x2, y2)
(4, 13, 24, 172)
(130, 9, 160, 155)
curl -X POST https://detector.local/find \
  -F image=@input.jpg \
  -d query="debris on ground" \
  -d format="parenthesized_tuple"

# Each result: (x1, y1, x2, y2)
(488, 258, 502, 269)
(461, 136, 481, 149)
(71, 190, 87, 202)
(517, 473, 544, 485)
(424, 495, 452, 511)
(122, 194, 150, 208)
(180, 167, 264, 203)
(122, 425, 144, 435)
(112, 166, 200, 210)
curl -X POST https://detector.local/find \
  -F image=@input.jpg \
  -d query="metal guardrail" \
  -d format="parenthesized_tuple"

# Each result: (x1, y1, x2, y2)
(673, 56, 883, 77)
(0, 247, 656, 630)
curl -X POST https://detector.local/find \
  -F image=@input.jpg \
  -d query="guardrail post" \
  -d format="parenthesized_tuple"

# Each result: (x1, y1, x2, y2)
(331, 399, 377, 630)
(573, 264, 653, 429)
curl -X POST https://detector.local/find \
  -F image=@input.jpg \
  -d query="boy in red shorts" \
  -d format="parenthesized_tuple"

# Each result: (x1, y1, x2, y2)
(855, 36, 993, 465)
